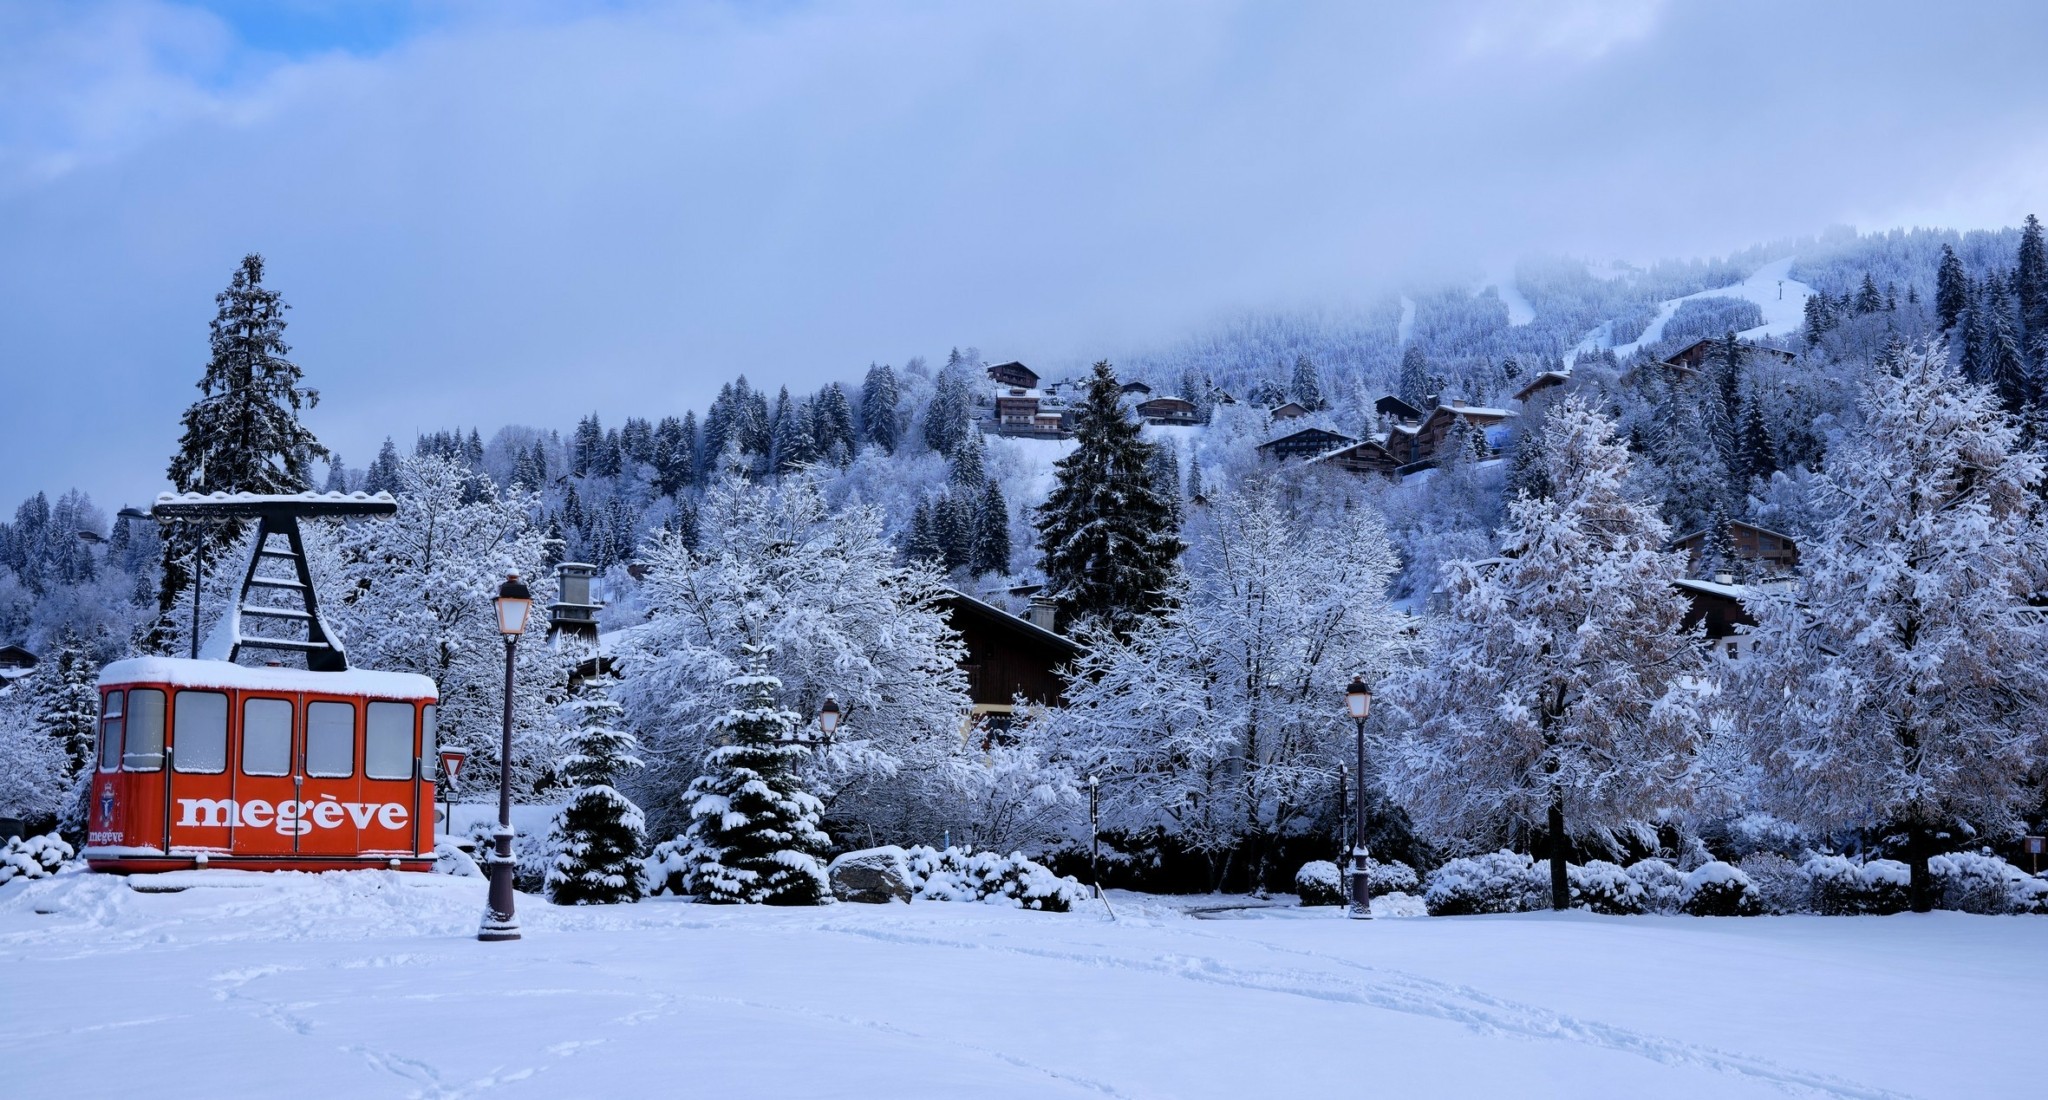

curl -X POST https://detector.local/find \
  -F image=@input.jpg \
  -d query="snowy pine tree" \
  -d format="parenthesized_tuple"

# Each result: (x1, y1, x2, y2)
(1733, 342, 2048, 912)
(860, 363, 901, 454)
(675, 650, 831, 905)
(1398, 344, 1430, 408)
(1290, 354, 1326, 410)
(1387, 397, 1711, 909)
(972, 479, 1011, 576)
(545, 676, 647, 905)
(157, 254, 327, 638)
(923, 352, 974, 456)
(1035, 361, 1184, 633)
(34, 631, 100, 781)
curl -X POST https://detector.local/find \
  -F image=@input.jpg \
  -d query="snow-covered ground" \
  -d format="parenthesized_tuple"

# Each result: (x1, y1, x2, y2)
(1572, 257, 1815, 363)
(4, 871, 2041, 1098)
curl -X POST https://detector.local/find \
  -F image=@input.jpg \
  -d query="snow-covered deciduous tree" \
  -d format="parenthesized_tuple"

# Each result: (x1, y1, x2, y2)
(320, 455, 567, 795)
(0, 689, 68, 828)
(1040, 479, 1405, 888)
(1385, 396, 1711, 910)
(621, 470, 971, 842)
(1732, 342, 2048, 911)
(668, 650, 832, 905)
(1036, 361, 1184, 634)
(545, 676, 647, 905)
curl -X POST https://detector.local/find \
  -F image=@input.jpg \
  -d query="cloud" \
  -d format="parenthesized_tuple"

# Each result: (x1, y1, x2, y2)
(2, 0, 2045, 509)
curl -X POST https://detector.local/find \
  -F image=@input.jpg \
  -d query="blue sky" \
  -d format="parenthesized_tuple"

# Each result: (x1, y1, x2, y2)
(3, 0, 2045, 510)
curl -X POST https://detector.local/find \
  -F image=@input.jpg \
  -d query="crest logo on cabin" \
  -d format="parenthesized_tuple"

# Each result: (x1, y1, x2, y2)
(97, 784, 115, 824)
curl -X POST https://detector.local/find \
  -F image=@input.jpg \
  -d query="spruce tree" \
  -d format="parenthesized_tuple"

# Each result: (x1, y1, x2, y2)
(972, 478, 1011, 576)
(545, 676, 647, 905)
(1855, 273, 1884, 316)
(1290, 354, 1326, 410)
(365, 438, 402, 494)
(1035, 361, 1184, 633)
(35, 631, 101, 781)
(1936, 245, 1969, 331)
(860, 363, 900, 454)
(1983, 279, 2031, 415)
(2016, 214, 2047, 344)
(923, 359, 974, 455)
(158, 254, 327, 638)
(678, 651, 831, 905)
(948, 437, 986, 489)
(1398, 344, 1430, 408)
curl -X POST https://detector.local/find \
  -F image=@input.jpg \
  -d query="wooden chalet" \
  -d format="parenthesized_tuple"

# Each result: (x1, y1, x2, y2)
(987, 361, 1040, 389)
(1302, 438, 1403, 477)
(1374, 395, 1423, 421)
(1661, 337, 1798, 374)
(1511, 370, 1571, 404)
(1368, 399, 1514, 469)
(0, 643, 37, 682)
(1120, 381, 1153, 397)
(936, 588, 1080, 740)
(1257, 427, 1355, 462)
(994, 392, 1042, 427)
(1134, 396, 1200, 425)
(1268, 401, 1310, 422)
(1673, 577, 1760, 661)
(1668, 521, 1799, 575)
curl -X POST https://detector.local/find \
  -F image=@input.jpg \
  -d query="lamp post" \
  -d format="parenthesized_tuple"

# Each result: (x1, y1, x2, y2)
(1344, 676, 1374, 920)
(1086, 774, 1101, 898)
(817, 697, 841, 740)
(479, 574, 532, 943)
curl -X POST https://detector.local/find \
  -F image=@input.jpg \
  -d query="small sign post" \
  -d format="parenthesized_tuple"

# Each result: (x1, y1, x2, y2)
(2025, 836, 2045, 876)
(438, 748, 469, 841)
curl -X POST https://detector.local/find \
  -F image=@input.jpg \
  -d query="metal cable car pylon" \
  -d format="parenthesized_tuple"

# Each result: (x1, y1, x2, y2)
(151, 491, 399, 671)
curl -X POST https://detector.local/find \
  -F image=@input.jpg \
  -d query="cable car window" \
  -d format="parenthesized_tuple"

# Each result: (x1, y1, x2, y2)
(421, 704, 438, 768)
(173, 691, 228, 774)
(306, 701, 356, 778)
(242, 697, 293, 777)
(98, 691, 124, 772)
(124, 688, 166, 772)
(365, 702, 415, 780)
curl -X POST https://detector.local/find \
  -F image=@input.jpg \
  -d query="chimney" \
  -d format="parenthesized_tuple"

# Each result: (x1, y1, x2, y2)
(549, 562, 603, 642)
(1450, 397, 1467, 409)
(1025, 596, 1059, 633)
(1713, 573, 1735, 586)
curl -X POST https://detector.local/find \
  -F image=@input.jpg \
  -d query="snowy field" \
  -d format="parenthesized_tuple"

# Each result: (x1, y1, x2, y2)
(4, 873, 2042, 1098)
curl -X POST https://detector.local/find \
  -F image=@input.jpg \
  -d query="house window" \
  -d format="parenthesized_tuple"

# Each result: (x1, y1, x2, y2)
(97, 691, 124, 772)
(174, 691, 228, 774)
(306, 701, 356, 778)
(124, 688, 166, 771)
(242, 697, 293, 777)
(365, 702, 416, 780)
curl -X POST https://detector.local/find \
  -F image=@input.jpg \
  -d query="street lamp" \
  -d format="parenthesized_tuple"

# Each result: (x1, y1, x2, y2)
(817, 697, 842, 738)
(479, 574, 532, 943)
(1086, 774, 1101, 899)
(1344, 676, 1373, 920)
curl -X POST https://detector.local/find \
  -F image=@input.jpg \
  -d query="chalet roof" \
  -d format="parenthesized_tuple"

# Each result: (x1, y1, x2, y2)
(1120, 381, 1153, 395)
(1135, 397, 1197, 413)
(937, 587, 1080, 657)
(1269, 401, 1310, 419)
(1672, 577, 1752, 602)
(1300, 439, 1397, 467)
(987, 361, 1039, 383)
(1667, 520, 1799, 548)
(1419, 402, 1515, 426)
(1374, 395, 1423, 421)
(1659, 337, 1798, 367)
(1511, 370, 1571, 404)
(1256, 427, 1356, 451)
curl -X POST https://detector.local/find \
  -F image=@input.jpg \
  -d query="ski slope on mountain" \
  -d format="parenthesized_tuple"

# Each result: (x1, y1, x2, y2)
(3, 869, 2040, 1099)
(1572, 257, 1814, 363)
(1486, 267, 1538, 326)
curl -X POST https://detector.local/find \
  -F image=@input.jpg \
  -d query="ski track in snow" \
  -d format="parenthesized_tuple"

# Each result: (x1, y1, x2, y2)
(1571, 257, 1814, 365)
(1486, 268, 1537, 326)
(821, 921, 1920, 1100)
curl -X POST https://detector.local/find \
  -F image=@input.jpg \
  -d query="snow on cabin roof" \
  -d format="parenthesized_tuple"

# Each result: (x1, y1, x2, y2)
(1427, 404, 1515, 420)
(1671, 577, 1752, 602)
(98, 656, 438, 700)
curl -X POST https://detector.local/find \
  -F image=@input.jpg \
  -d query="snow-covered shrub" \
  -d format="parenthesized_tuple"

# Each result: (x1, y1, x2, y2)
(1568, 860, 1644, 915)
(644, 833, 711, 898)
(0, 833, 72, 883)
(1367, 858, 1421, 897)
(432, 839, 481, 877)
(903, 846, 1087, 912)
(1803, 855, 1908, 915)
(1295, 860, 1344, 906)
(1625, 859, 1687, 914)
(1680, 861, 1761, 916)
(1424, 851, 1544, 916)
(466, 820, 552, 894)
(1931, 852, 2041, 915)
(1737, 853, 1810, 915)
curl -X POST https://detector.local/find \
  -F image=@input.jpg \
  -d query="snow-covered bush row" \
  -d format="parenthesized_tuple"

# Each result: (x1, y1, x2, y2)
(903, 846, 1088, 912)
(0, 833, 72, 883)
(1803, 855, 1907, 915)
(1932, 852, 2048, 915)
(1625, 860, 1687, 914)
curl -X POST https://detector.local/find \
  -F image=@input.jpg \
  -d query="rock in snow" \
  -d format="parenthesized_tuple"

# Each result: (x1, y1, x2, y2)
(829, 845, 914, 903)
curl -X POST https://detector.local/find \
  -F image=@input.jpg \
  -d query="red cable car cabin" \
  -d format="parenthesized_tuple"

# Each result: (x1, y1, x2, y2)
(84, 656, 440, 873)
